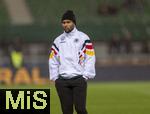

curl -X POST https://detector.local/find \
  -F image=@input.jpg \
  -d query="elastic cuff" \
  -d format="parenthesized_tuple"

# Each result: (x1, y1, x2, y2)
(50, 77, 58, 81)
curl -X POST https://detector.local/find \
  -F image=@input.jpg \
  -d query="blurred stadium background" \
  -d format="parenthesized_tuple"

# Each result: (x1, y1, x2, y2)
(0, 0, 150, 114)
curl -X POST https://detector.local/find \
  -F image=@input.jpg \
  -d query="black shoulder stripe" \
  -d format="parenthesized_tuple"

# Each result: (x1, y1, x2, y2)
(52, 43, 59, 51)
(81, 40, 91, 50)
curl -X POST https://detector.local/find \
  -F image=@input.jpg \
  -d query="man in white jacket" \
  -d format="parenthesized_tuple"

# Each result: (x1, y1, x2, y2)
(49, 10, 96, 114)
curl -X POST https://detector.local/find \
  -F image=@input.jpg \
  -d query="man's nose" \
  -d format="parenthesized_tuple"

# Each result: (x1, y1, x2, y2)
(64, 24, 68, 27)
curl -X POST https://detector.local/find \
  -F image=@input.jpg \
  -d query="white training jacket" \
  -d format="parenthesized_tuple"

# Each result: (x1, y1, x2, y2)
(49, 27, 96, 81)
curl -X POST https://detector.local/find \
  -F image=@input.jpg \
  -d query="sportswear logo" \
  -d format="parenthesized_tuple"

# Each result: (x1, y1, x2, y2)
(60, 36, 66, 43)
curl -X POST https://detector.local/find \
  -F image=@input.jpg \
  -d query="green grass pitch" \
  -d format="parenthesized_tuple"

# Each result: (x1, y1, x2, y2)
(1, 81, 150, 114)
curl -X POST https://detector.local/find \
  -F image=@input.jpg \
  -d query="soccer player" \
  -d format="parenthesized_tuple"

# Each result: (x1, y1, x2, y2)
(49, 10, 96, 114)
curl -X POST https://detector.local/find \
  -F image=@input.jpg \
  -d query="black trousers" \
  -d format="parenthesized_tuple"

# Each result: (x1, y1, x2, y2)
(55, 76, 88, 114)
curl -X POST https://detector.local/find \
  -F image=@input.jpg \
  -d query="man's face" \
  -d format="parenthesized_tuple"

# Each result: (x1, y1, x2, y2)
(62, 20, 75, 33)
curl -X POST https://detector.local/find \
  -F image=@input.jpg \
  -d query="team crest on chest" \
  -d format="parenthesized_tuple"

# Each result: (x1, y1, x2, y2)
(74, 38, 79, 43)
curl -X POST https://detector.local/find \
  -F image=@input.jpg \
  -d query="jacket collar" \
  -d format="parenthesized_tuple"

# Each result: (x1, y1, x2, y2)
(64, 27, 77, 37)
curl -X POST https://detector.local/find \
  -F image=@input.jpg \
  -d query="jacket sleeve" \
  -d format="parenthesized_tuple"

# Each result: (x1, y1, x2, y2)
(49, 42, 59, 81)
(81, 37, 96, 80)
